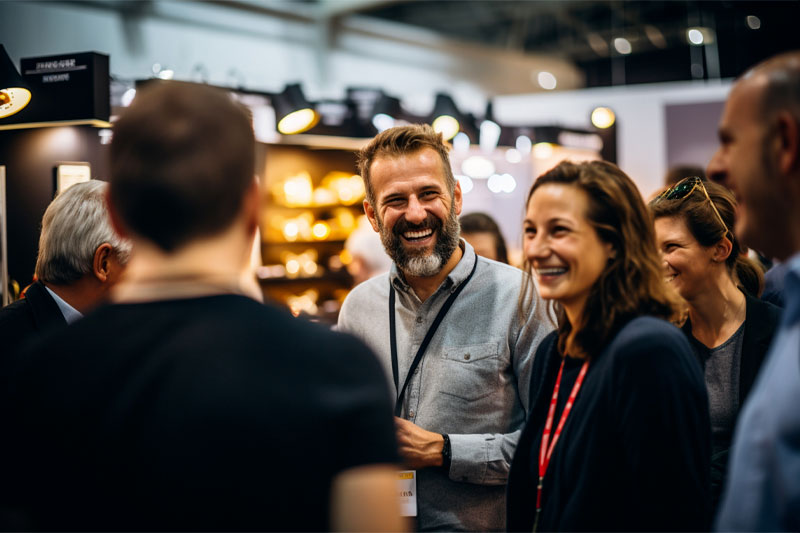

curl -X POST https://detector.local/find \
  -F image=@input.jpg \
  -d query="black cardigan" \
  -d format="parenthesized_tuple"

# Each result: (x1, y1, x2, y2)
(681, 291, 781, 510)
(507, 316, 711, 532)
(0, 281, 67, 360)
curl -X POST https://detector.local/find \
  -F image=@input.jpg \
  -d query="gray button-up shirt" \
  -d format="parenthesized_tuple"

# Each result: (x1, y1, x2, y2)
(338, 241, 552, 531)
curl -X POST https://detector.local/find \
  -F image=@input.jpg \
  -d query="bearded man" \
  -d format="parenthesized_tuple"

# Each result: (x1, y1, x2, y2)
(338, 124, 551, 531)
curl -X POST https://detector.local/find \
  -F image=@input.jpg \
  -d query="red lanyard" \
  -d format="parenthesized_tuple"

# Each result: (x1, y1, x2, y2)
(536, 358, 590, 519)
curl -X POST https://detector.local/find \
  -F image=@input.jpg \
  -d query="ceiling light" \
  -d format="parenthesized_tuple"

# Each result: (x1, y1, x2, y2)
(431, 93, 461, 140)
(479, 101, 501, 153)
(456, 174, 473, 194)
(587, 33, 609, 55)
(591, 107, 616, 129)
(453, 132, 470, 153)
(487, 173, 516, 194)
(536, 71, 557, 90)
(687, 28, 704, 45)
(645, 25, 667, 49)
(371, 93, 400, 132)
(505, 148, 522, 164)
(121, 88, 137, 107)
(461, 155, 495, 179)
(0, 45, 32, 119)
(687, 27, 715, 45)
(613, 37, 632, 55)
(272, 83, 320, 135)
(746, 15, 761, 30)
(516, 135, 532, 155)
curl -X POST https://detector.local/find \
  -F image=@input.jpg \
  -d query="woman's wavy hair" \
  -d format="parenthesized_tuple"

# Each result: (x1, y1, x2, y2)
(522, 160, 682, 359)
(650, 179, 764, 296)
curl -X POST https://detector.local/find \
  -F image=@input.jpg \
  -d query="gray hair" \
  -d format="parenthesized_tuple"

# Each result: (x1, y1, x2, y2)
(35, 181, 132, 285)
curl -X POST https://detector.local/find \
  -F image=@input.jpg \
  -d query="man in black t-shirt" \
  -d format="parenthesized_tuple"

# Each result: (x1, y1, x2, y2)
(0, 82, 402, 532)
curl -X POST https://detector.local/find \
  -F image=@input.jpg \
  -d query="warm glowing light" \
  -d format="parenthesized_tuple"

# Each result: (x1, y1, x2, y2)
(283, 221, 299, 241)
(340, 249, 353, 265)
(533, 142, 554, 159)
(0, 88, 31, 119)
(277, 108, 319, 135)
(286, 259, 300, 275)
(591, 107, 616, 129)
(282, 173, 313, 207)
(432, 114, 459, 140)
(302, 260, 318, 276)
(312, 222, 331, 240)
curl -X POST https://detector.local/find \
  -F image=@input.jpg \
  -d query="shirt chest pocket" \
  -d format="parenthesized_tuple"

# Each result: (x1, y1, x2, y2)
(439, 343, 499, 401)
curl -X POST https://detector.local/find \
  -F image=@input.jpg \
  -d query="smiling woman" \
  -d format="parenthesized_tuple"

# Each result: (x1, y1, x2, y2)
(650, 178, 780, 511)
(508, 160, 712, 532)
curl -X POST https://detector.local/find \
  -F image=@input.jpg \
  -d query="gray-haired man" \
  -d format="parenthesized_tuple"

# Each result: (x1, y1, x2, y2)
(0, 180, 130, 354)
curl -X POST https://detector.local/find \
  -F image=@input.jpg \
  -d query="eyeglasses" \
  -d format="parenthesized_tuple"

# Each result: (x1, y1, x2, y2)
(651, 176, 730, 236)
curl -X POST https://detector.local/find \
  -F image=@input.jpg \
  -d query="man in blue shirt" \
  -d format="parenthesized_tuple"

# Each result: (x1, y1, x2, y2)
(707, 51, 800, 531)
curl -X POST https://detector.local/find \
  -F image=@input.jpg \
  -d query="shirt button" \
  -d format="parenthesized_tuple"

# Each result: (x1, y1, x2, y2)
(464, 353, 471, 361)
(416, 316, 423, 324)
(409, 410, 416, 418)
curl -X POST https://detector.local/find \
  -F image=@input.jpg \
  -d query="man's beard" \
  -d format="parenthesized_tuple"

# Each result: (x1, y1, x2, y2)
(377, 204, 461, 277)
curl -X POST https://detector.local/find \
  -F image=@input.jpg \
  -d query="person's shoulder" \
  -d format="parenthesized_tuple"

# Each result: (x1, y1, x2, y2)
(609, 316, 692, 361)
(0, 297, 34, 328)
(474, 256, 526, 289)
(746, 291, 782, 326)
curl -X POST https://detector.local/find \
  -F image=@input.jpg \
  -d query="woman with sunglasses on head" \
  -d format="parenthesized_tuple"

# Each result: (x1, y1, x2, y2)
(650, 177, 781, 512)
(507, 161, 711, 532)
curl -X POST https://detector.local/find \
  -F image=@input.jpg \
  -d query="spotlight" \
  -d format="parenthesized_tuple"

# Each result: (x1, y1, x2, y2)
(272, 83, 320, 135)
(371, 93, 400, 132)
(431, 93, 461, 140)
(591, 107, 616, 129)
(0, 45, 32, 119)
(479, 101, 501, 153)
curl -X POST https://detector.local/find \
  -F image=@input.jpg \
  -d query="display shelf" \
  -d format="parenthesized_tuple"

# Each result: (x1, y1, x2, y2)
(257, 138, 366, 323)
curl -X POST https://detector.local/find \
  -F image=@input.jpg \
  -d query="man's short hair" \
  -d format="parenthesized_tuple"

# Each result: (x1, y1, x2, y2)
(357, 124, 455, 206)
(748, 51, 800, 128)
(35, 180, 131, 285)
(110, 81, 255, 252)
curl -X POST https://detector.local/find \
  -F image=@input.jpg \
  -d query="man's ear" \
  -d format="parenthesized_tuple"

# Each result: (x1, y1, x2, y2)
(105, 187, 129, 239)
(242, 177, 261, 237)
(453, 180, 463, 216)
(93, 243, 114, 282)
(363, 200, 380, 233)
(775, 111, 800, 174)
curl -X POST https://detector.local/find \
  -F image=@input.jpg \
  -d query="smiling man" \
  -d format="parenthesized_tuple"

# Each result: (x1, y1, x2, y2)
(338, 124, 551, 531)
(707, 51, 800, 530)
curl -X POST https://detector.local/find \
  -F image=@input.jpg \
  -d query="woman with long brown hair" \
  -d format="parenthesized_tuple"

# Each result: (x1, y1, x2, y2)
(650, 177, 781, 511)
(507, 160, 711, 531)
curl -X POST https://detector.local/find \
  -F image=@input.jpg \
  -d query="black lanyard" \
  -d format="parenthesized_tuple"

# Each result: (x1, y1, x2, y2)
(389, 255, 479, 416)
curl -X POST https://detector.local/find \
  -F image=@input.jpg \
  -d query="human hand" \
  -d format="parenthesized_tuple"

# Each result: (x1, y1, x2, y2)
(394, 417, 444, 469)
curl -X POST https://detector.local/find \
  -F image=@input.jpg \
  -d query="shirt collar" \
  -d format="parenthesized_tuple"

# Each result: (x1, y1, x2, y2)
(44, 286, 83, 324)
(389, 239, 475, 295)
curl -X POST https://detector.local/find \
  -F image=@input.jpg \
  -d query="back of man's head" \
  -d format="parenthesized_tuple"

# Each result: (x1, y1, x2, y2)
(110, 81, 255, 252)
(35, 180, 131, 285)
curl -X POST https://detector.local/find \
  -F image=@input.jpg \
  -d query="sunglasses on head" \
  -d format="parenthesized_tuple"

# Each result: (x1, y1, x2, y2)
(651, 176, 730, 236)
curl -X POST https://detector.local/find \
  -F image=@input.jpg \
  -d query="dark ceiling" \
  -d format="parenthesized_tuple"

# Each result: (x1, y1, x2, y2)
(358, 0, 800, 87)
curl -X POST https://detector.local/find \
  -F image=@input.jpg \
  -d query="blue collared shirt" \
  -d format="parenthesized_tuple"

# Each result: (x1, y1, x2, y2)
(44, 286, 83, 324)
(715, 252, 800, 531)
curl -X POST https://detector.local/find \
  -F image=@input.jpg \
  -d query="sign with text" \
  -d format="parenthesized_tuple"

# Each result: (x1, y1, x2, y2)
(1, 52, 109, 125)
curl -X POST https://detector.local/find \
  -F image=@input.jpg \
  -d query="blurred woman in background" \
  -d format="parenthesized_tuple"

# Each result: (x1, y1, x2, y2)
(650, 177, 781, 511)
(507, 160, 710, 532)
(459, 212, 509, 264)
